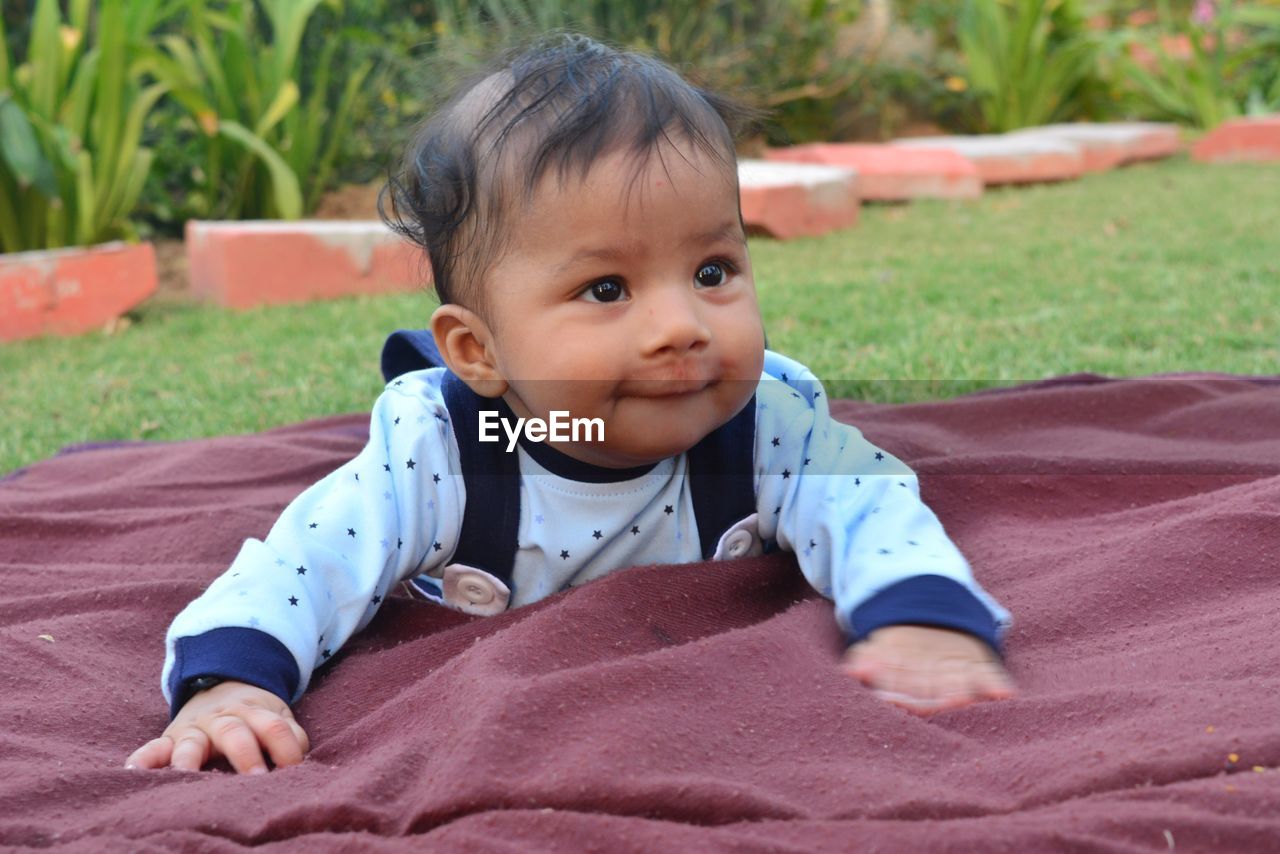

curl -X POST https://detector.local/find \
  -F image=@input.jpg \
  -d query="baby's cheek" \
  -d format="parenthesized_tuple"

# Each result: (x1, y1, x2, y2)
(726, 323, 766, 377)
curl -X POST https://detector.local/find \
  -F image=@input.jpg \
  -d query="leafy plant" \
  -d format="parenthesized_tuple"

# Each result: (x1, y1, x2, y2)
(138, 0, 372, 220)
(424, 0, 868, 145)
(1118, 0, 1280, 128)
(956, 0, 1100, 132)
(1238, 4, 1280, 113)
(293, 1, 435, 189)
(0, 0, 175, 253)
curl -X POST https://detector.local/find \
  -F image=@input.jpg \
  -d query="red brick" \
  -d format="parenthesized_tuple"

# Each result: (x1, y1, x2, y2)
(737, 160, 860, 239)
(1120, 124, 1184, 163)
(892, 135, 1085, 185)
(1192, 116, 1280, 163)
(765, 144, 981, 201)
(186, 221, 428, 310)
(1010, 123, 1181, 172)
(0, 241, 156, 342)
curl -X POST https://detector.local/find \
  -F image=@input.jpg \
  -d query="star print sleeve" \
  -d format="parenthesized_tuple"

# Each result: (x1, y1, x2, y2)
(160, 371, 464, 716)
(752, 352, 1012, 653)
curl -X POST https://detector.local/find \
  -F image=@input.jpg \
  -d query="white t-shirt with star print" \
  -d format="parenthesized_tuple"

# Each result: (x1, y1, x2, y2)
(161, 351, 1011, 707)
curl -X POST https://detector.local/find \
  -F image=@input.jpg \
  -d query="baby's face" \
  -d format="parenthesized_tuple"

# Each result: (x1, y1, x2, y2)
(476, 141, 765, 468)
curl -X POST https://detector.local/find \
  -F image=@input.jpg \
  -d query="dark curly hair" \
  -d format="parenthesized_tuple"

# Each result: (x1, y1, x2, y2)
(379, 33, 758, 314)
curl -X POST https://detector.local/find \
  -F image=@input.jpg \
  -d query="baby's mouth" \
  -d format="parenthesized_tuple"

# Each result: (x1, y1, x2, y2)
(620, 377, 716, 398)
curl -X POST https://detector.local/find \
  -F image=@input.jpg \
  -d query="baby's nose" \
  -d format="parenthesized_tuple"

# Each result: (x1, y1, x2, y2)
(641, 287, 712, 354)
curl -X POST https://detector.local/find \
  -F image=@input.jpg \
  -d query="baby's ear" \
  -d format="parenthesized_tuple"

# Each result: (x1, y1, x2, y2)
(429, 305, 509, 398)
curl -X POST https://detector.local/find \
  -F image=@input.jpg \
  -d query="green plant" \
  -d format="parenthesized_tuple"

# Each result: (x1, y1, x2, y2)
(138, 0, 372, 220)
(294, 1, 435, 188)
(424, 0, 867, 146)
(1238, 4, 1280, 112)
(1118, 0, 1280, 128)
(956, 0, 1100, 131)
(0, 0, 175, 253)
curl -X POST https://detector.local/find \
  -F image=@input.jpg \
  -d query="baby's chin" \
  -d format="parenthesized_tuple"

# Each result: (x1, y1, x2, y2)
(525, 380, 756, 467)
(586, 415, 736, 468)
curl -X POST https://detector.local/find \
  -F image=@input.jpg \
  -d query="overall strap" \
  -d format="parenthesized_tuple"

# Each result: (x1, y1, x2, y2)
(687, 395, 758, 559)
(381, 329, 446, 380)
(438, 372, 522, 589)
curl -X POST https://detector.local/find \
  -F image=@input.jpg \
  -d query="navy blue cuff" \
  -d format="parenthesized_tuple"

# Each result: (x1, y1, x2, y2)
(168, 627, 300, 718)
(846, 575, 1003, 656)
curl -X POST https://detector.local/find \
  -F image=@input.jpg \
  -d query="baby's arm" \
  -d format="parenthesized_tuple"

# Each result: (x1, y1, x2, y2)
(135, 373, 461, 771)
(754, 354, 1014, 712)
(127, 680, 308, 774)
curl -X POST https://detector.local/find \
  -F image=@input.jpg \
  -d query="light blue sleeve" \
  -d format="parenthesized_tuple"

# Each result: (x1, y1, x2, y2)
(752, 351, 1011, 642)
(161, 370, 464, 704)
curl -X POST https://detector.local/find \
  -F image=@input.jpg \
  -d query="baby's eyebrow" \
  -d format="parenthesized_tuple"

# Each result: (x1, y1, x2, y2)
(685, 221, 746, 249)
(552, 246, 630, 277)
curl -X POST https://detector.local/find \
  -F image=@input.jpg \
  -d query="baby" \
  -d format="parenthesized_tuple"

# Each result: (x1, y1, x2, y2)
(128, 35, 1014, 776)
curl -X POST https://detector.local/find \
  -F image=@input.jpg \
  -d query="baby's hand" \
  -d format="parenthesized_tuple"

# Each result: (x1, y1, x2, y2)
(842, 625, 1015, 715)
(125, 680, 310, 774)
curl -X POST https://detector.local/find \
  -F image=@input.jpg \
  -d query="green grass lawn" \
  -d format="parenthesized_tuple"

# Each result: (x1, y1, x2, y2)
(2, 156, 1276, 476)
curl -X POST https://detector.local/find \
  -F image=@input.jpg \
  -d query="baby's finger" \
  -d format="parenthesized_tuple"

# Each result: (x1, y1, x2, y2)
(971, 662, 1017, 701)
(873, 688, 948, 715)
(872, 654, 932, 702)
(877, 657, 969, 714)
(915, 666, 973, 713)
(840, 643, 883, 685)
(242, 707, 309, 769)
(168, 728, 211, 772)
(276, 704, 311, 753)
(206, 714, 270, 775)
(843, 645, 926, 700)
(125, 736, 174, 770)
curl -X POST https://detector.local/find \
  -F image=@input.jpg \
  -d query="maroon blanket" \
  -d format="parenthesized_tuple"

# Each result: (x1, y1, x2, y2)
(2, 375, 1278, 851)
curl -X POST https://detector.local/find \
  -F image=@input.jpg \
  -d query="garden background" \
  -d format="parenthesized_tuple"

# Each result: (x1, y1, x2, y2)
(1, 0, 1278, 476)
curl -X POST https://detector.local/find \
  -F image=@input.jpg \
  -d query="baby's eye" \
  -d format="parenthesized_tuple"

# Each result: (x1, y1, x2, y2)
(694, 261, 729, 288)
(580, 279, 627, 303)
